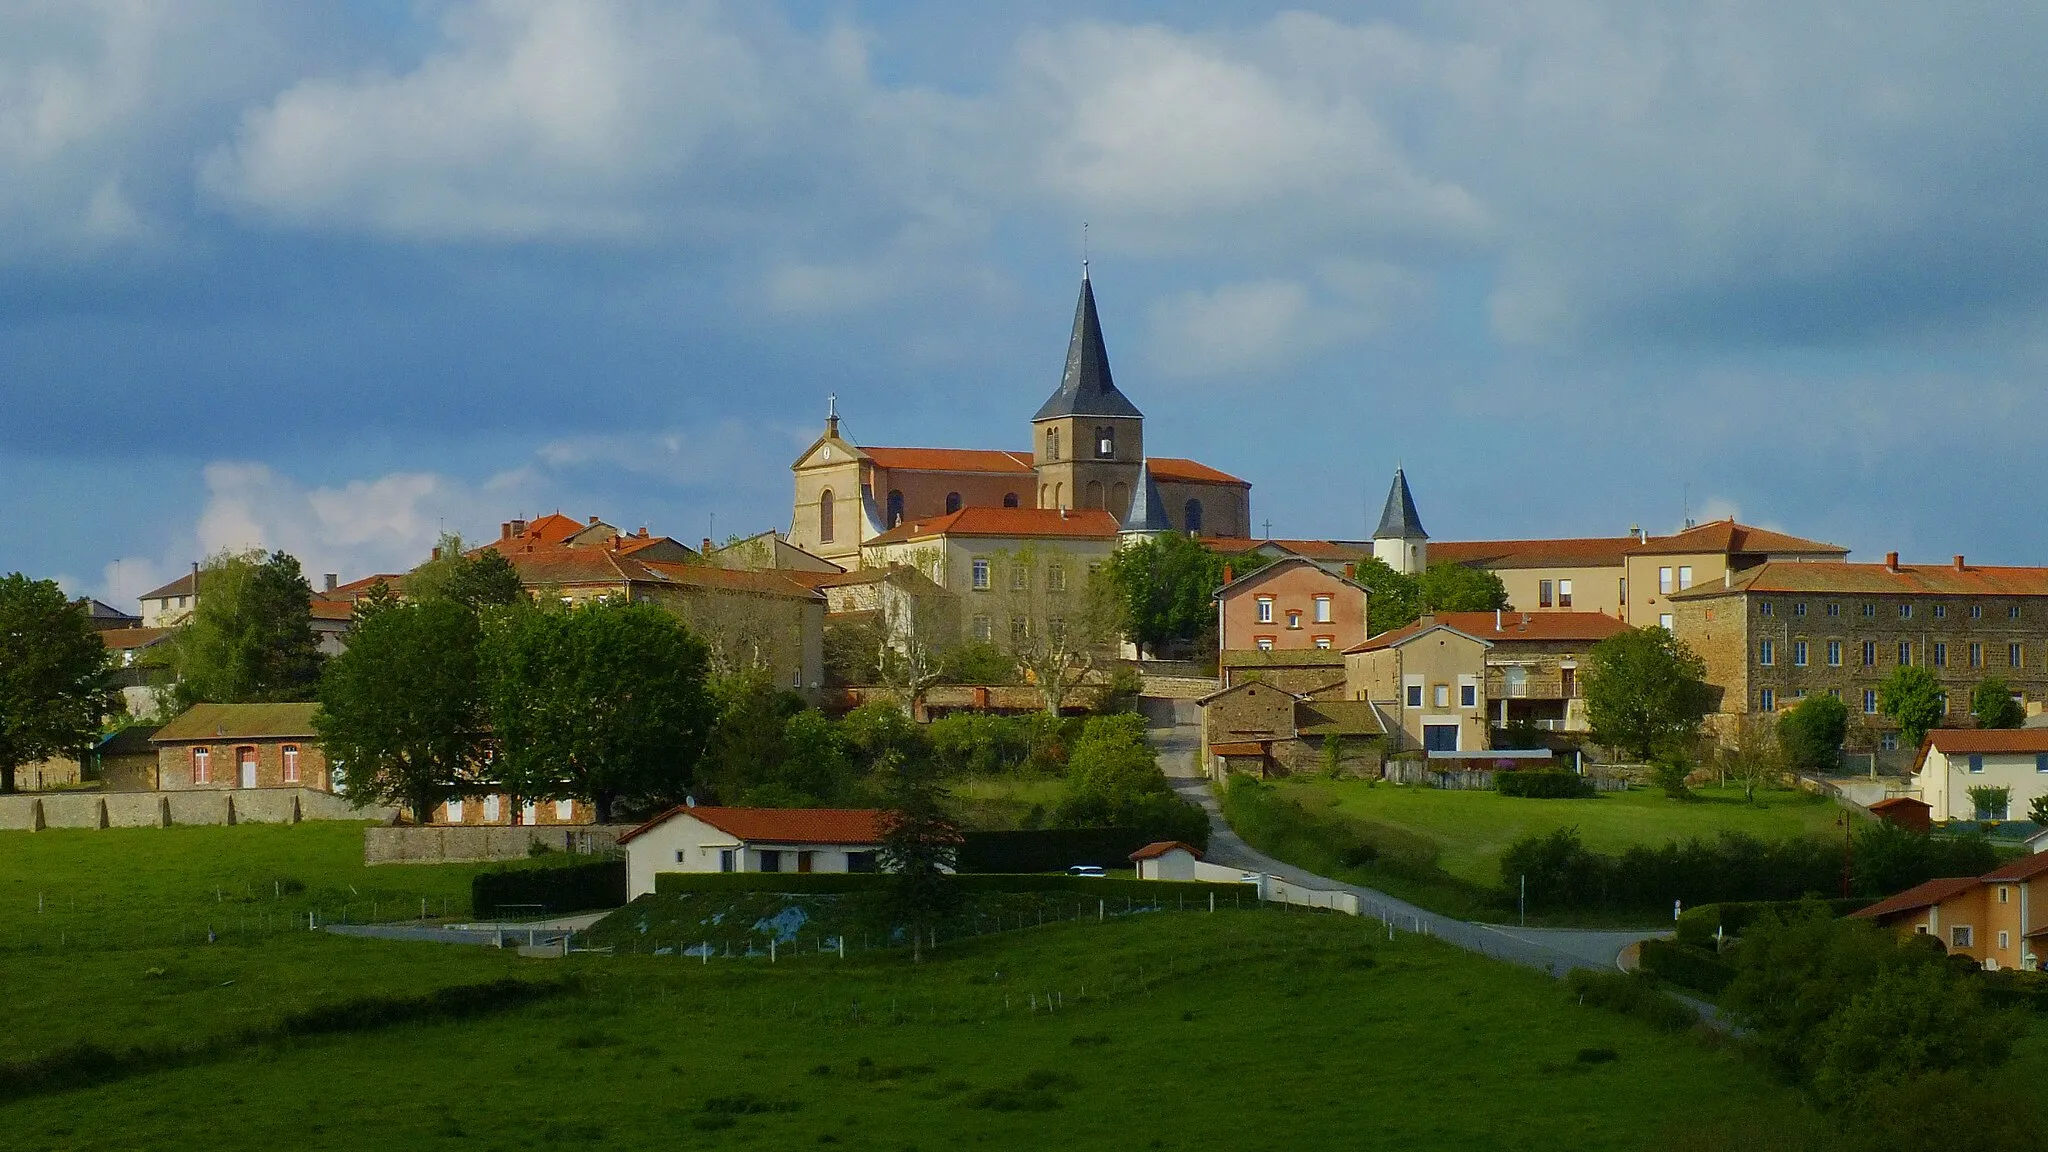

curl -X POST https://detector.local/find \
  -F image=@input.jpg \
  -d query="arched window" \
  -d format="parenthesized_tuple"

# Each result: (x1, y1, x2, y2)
(1085, 480, 1105, 509)
(1184, 499, 1204, 534)
(1053, 482, 1064, 508)
(945, 492, 962, 514)
(1110, 482, 1129, 518)
(1003, 492, 1020, 508)
(887, 490, 905, 527)
(818, 488, 834, 542)
(1046, 427, 1061, 461)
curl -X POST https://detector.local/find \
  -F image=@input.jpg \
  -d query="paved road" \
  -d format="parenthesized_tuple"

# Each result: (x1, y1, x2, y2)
(1147, 698, 1662, 977)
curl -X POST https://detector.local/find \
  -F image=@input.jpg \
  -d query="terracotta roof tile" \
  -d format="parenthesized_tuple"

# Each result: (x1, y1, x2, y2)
(1344, 617, 1497, 654)
(859, 447, 1034, 474)
(1629, 518, 1846, 557)
(139, 572, 198, 600)
(1922, 729, 2048, 756)
(864, 506, 1120, 545)
(1674, 561, 2048, 600)
(1209, 741, 1270, 755)
(1430, 610, 1628, 644)
(1429, 537, 1641, 569)
(1129, 841, 1204, 861)
(618, 806, 888, 846)
(98, 626, 173, 650)
(1848, 875, 1982, 920)
(1145, 457, 1248, 486)
(1982, 851, 2048, 883)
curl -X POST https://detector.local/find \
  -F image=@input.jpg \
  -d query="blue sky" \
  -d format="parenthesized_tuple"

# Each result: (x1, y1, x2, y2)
(6, 2, 2048, 605)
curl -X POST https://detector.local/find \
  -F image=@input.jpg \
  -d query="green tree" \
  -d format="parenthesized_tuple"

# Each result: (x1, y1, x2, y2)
(1716, 714, 1788, 802)
(1966, 785, 2011, 822)
(822, 618, 882, 686)
(163, 550, 324, 708)
(1580, 626, 1712, 760)
(1106, 533, 1222, 657)
(314, 600, 483, 823)
(937, 641, 1018, 685)
(406, 535, 524, 612)
(1969, 677, 2024, 730)
(875, 749, 961, 963)
(0, 574, 118, 794)
(1052, 713, 1209, 844)
(1777, 693, 1849, 773)
(700, 669, 802, 802)
(480, 600, 715, 823)
(1877, 665, 1947, 749)
(1415, 562, 1508, 613)
(1352, 555, 1421, 635)
(2030, 794, 2048, 825)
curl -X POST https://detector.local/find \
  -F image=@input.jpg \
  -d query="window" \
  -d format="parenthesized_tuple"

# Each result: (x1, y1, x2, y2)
(1010, 563, 1028, 592)
(1758, 639, 1775, 666)
(1048, 564, 1067, 593)
(2000, 887, 2011, 904)
(1406, 684, 1423, 708)
(1313, 596, 1332, 624)
(1678, 566, 1693, 591)
(675, 850, 686, 863)
(1659, 567, 1673, 595)
(1184, 500, 1203, 534)
(1828, 688, 1841, 699)
(191, 746, 211, 784)
(1559, 579, 1574, 607)
(2000, 930, 2011, 950)
(1759, 601, 1774, 617)
(1861, 602, 1876, 618)
(1314, 636, 1332, 650)
(1002, 492, 1020, 508)
(1826, 602, 1840, 617)
(1969, 642, 1982, 668)
(282, 745, 300, 784)
(971, 615, 992, 641)
(446, 797, 463, 823)
(945, 491, 962, 514)
(1255, 637, 1274, 651)
(1863, 641, 1877, 666)
(2038, 754, 2048, 774)
(1880, 732, 1898, 751)
(792, 665, 804, 688)
(847, 851, 877, 873)
(1793, 641, 1807, 667)
(1899, 603, 1912, 619)
(1433, 684, 1450, 708)
(1933, 642, 1947, 667)
(1659, 613, 1674, 632)
(1952, 925, 1973, 949)
(1285, 610, 1302, 630)
(1968, 754, 1985, 773)
(1619, 577, 1627, 601)
(1975, 789, 2006, 820)
(1934, 604, 1947, 619)
(2013, 643, 2025, 668)
(1095, 426, 1115, 458)
(1460, 683, 1477, 707)
(556, 799, 575, 821)
(1793, 602, 1807, 617)
(1046, 427, 1060, 461)
(1539, 580, 1554, 608)
(758, 850, 783, 873)
(1256, 596, 1274, 623)
(971, 559, 990, 590)
(818, 489, 834, 542)
(1826, 640, 1842, 667)
(2010, 605, 2023, 620)
(1011, 617, 1029, 645)
(1970, 604, 1982, 619)
(719, 849, 736, 873)
(1048, 617, 1066, 644)
(1795, 689, 1808, 699)
(1759, 688, 1775, 712)
(483, 794, 501, 822)
(886, 489, 904, 527)
(1899, 641, 1912, 665)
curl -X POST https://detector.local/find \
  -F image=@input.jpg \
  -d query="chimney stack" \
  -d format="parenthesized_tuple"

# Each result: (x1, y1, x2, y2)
(1222, 564, 1234, 586)
(1885, 551, 1900, 572)
(701, 538, 713, 553)
(1495, 608, 1503, 633)
(1344, 563, 1357, 580)
(587, 515, 599, 526)
(510, 519, 527, 537)
(501, 522, 512, 540)
(431, 547, 441, 561)
(638, 527, 649, 539)
(1953, 554, 1965, 571)
(323, 574, 338, 593)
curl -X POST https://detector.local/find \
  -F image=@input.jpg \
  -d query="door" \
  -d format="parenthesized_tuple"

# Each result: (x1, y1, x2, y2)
(1423, 724, 1460, 752)
(1559, 667, 1577, 699)
(237, 748, 258, 789)
(798, 851, 815, 874)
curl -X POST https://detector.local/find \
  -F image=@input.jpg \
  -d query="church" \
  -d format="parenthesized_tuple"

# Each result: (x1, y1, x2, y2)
(786, 271, 1253, 568)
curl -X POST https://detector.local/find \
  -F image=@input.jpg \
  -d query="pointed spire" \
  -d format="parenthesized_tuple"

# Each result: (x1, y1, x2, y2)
(1373, 467, 1427, 540)
(1033, 273, 1143, 422)
(1120, 461, 1172, 532)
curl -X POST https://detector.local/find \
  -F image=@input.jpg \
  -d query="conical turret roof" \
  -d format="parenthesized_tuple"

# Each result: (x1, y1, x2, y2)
(1373, 468, 1427, 540)
(1034, 273, 1143, 421)
(1119, 461, 1173, 532)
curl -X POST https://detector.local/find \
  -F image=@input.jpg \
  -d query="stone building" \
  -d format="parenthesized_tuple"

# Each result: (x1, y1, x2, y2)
(1668, 553, 2048, 753)
(1196, 678, 1384, 779)
(1343, 619, 1493, 753)
(151, 703, 332, 792)
(785, 271, 1251, 568)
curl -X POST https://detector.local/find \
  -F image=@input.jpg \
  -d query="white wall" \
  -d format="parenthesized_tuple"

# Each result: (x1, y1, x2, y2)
(1918, 749, 2048, 822)
(624, 811, 881, 898)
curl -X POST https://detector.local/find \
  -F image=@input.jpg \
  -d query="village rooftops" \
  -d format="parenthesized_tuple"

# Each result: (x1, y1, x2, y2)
(1129, 841, 1204, 862)
(494, 546, 824, 599)
(618, 805, 888, 846)
(863, 506, 1121, 545)
(1425, 610, 1628, 645)
(139, 572, 199, 601)
(1344, 617, 1498, 655)
(1670, 558, 2048, 599)
(1914, 729, 2048, 766)
(152, 702, 321, 743)
(1145, 457, 1248, 486)
(1627, 519, 1846, 558)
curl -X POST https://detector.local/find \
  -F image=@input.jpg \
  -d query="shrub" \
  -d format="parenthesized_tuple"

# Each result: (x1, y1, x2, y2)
(472, 858, 626, 918)
(928, 713, 1035, 777)
(956, 828, 1155, 873)
(1638, 938, 1736, 995)
(1777, 694, 1849, 773)
(1495, 769, 1593, 799)
(1564, 969, 1699, 1032)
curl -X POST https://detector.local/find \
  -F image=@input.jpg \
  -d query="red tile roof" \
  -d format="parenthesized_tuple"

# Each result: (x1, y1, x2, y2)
(139, 572, 198, 600)
(859, 447, 1034, 474)
(1629, 518, 1845, 557)
(1210, 741, 1270, 756)
(1147, 457, 1248, 486)
(497, 547, 822, 600)
(1675, 559, 2048, 599)
(618, 806, 888, 846)
(309, 601, 355, 622)
(1850, 875, 1982, 920)
(1922, 729, 2048, 756)
(322, 573, 405, 599)
(1129, 841, 1204, 861)
(1867, 796, 1931, 813)
(1426, 610, 1628, 644)
(1982, 851, 2048, 883)
(1344, 617, 1495, 654)
(98, 626, 172, 651)
(1429, 536, 1641, 569)
(864, 506, 1120, 545)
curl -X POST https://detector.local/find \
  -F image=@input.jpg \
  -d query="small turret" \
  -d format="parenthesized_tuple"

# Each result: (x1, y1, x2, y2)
(1371, 467, 1428, 575)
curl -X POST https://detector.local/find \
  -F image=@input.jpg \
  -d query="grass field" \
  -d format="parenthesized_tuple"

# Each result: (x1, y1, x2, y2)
(943, 775, 1067, 830)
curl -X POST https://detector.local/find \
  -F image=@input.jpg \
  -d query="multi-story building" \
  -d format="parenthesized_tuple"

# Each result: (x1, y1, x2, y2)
(1214, 557, 1371, 692)
(1343, 618, 1493, 753)
(1668, 553, 2048, 752)
(1911, 729, 2048, 823)
(1854, 851, 2048, 971)
(859, 506, 1120, 647)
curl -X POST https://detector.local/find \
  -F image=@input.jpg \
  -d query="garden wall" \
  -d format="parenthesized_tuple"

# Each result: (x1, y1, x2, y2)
(363, 824, 634, 865)
(0, 788, 391, 831)
(1379, 761, 1629, 792)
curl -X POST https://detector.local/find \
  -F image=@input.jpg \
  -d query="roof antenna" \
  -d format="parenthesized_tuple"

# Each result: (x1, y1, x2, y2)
(1082, 221, 1089, 280)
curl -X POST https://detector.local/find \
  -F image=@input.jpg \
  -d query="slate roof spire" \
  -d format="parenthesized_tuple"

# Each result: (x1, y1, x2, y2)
(1034, 272, 1144, 421)
(1373, 467, 1427, 540)
(1120, 461, 1173, 532)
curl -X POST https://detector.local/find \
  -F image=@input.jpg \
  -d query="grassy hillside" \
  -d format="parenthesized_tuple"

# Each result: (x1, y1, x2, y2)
(1, 910, 1830, 1151)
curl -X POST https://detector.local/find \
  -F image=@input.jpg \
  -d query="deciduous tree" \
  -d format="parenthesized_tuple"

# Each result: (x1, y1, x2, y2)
(989, 546, 1119, 714)
(1969, 677, 2025, 730)
(406, 535, 523, 612)
(1717, 714, 1788, 801)
(1877, 665, 1946, 749)
(0, 574, 117, 794)
(1416, 562, 1508, 613)
(162, 550, 324, 708)
(1581, 626, 1712, 761)
(1777, 693, 1849, 774)
(314, 599, 483, 823)
(1105, 533, 1221, 658)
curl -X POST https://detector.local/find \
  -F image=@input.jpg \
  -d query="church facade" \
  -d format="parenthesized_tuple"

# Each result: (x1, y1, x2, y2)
(787, 274, 1251, 567)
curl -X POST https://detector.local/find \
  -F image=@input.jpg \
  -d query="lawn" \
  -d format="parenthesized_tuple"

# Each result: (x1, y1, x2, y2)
(1, 909, 1835, 1152)
(944, 774, 1067, 830)
(1279, 780, 1849, 889)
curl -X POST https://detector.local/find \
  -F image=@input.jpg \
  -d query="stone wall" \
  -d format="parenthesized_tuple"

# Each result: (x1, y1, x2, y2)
(0, 787, 394, 831)
(363, 824, 635, 865)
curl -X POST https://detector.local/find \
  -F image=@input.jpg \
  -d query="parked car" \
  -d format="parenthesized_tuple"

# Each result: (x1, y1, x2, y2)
(1067, 865, 1105, 878)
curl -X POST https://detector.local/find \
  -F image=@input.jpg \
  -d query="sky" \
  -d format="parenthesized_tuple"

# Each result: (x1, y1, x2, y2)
(6, 1, 2048, 608)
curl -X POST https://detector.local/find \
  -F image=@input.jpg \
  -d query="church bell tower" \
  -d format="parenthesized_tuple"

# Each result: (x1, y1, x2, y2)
(1032, 268, 1144, 519)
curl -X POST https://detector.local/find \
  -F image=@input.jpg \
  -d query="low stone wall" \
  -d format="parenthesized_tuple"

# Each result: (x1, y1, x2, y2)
(1380, 761, 1629, 793)
(0, 788, 395, 831)
(363, 824, 635, 865)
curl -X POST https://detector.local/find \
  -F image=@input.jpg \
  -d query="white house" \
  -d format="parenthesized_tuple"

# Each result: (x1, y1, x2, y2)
(1912, 729, 2048, 822)
(618, 805, 888, 899)
(1129, 841, 1203, 881)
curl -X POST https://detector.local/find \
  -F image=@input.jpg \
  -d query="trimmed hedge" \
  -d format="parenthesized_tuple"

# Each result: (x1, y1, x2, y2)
(1495, 770, 1593, 799)
(1637, 938, 1736, 995)
(1673, 898, 1873, 947)
(651, 870, 1251, 905)
(473, 858, 626, 918)
(958, 828, 1154, 873)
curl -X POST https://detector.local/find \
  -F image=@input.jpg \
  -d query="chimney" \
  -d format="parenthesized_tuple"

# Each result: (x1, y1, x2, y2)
(323, 574, 338, 593)
(1885, 551, 1900, 572)
(431, 547, 441, 561)
(510, 519, 527, 537)
(1628, 524, 1641, 542)
(587, 515, 599, 526)
(701, 538, 713, 553)
(1343, 563, 1356, 580)
(638, 527, 649, 539)
(501, 522, 512, 540)
(1953, 554, 1965, 571)
(1222, 564, 1234, 586)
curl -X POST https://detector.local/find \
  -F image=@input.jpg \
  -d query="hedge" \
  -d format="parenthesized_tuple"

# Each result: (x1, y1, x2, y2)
(958, 828, 1157, 873)
(651, 870, 1252, 905)
(473, 858, 627, 918)
(1637, 938, 1736, 995)
(1495, 770, 1593, 799)
(1673, 898, 1873, 947)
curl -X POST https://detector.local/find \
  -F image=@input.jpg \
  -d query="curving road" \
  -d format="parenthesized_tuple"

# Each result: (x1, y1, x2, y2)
(1146, 698, 1662, 976)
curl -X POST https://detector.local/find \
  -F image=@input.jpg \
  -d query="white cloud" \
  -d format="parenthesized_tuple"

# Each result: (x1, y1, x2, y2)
(1145, 262, 1422, 378)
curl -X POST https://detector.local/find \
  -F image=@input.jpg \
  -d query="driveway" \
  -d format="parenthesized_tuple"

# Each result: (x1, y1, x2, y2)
(1148, 698, 1662, 976)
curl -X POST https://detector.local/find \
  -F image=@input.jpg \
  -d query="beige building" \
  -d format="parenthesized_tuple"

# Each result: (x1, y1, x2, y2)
(785, 273, 1250, 568)
(1910, 729, 2048, 823)
(138, 572, 199, 628)
(860, 506, 1120, 647)
(1410, 610, 1629, 733)
(1343, 619, 1493, 753)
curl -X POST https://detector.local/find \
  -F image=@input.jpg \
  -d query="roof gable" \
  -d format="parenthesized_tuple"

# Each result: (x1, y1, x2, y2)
(864, 506, 1120, 545)
(619, 805, 888, 846)
(1214, 555, 1372, 600)
(1345, 620, 1495, 655)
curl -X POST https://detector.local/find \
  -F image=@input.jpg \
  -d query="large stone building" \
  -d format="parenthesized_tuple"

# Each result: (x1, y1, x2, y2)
(786, 272, 1251, 568)
(1669, 553, 2048, 753)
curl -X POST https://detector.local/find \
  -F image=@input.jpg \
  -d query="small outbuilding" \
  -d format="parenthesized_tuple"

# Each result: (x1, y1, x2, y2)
(1129, 841, 1203, 882)
(1869, 796, 1933, 834)
(619, 805, 889, 899)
